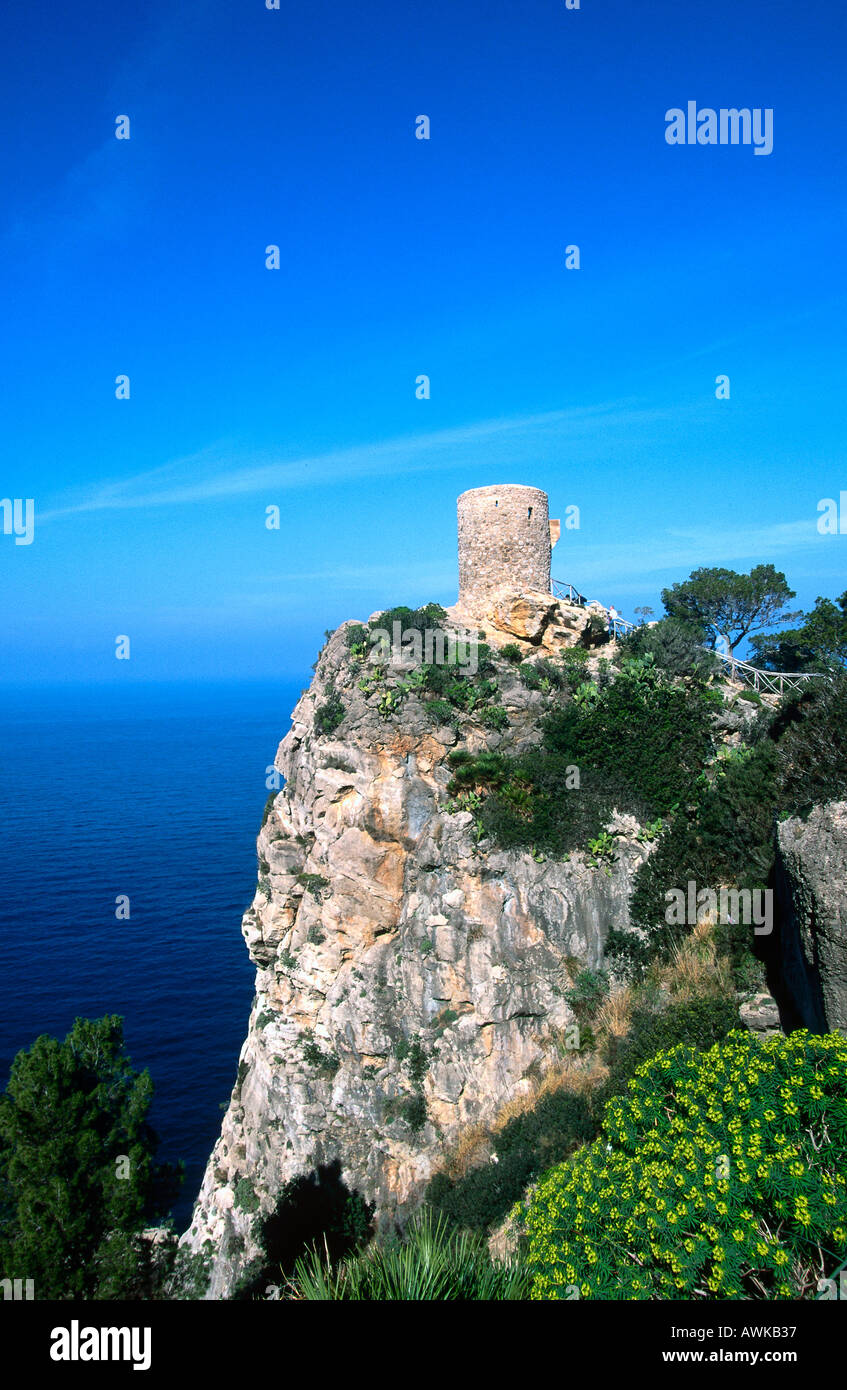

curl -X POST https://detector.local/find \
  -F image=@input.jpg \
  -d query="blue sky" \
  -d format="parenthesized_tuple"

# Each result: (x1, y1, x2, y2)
(1, 0, 845, 681)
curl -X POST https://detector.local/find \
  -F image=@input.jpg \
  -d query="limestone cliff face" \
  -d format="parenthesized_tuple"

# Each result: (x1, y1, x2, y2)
(774, 802, 847, 1033)
(182, 599, 649, 1298)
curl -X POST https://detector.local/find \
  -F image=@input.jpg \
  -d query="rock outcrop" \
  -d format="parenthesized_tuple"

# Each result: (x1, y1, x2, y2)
(774, 802, 847, 1033)
(181, 607, 649, 1298)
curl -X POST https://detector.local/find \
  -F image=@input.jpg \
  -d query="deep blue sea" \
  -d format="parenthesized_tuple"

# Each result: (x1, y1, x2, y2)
(0, 680, 305, 1227)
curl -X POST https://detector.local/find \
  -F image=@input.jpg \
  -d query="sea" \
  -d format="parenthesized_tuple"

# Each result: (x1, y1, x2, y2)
(0, 679, 305, 1228)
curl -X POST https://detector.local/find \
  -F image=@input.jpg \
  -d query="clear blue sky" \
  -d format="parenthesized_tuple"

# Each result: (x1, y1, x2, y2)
(1, 0, 844, 681)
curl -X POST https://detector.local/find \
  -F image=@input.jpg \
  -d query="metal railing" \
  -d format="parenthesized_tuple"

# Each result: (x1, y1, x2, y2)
(552, 579, 825, 694)
(711, 651, 820, 696)
(552, 579, 587, 608)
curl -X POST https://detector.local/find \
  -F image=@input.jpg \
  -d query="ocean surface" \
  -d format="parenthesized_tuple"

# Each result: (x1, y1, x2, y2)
(0, 679, 305, 1227)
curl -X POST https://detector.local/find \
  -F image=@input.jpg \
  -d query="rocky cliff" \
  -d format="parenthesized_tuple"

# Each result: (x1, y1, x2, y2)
(774, 801, 847, 1033)
(181, 596, 651, 1298)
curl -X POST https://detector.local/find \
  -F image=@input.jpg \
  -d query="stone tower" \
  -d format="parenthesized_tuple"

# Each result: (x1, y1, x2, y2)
(457, 484, 559, 610)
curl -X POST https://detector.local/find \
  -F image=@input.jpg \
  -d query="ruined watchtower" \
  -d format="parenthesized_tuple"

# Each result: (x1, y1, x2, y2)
(457, 484, 559, 610)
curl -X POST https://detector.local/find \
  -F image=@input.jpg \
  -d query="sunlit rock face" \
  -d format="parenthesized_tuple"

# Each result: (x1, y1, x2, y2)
(181, 620, 649, 1299)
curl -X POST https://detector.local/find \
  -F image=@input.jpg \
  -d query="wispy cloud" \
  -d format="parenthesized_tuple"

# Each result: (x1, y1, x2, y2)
(571, 518, 824, 594)
(37, 399, 698, 523)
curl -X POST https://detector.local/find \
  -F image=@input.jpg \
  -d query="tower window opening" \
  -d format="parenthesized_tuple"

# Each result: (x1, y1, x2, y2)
(527, 506, 533, 520)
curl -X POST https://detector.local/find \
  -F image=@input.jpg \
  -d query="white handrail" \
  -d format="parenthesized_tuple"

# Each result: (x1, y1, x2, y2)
(552, 578, 826, 693)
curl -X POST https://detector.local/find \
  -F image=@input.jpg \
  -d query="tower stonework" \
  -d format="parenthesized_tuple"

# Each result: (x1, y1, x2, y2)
(457, 484, 558, 610)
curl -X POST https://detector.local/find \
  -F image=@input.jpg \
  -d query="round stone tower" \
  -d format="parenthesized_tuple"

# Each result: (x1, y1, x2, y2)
(457, 484, 556, 610)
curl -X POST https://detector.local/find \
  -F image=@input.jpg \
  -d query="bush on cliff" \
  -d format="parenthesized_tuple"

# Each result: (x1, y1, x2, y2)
(0, 1016, 181, 1299)
(620, 741, 782, 970)
(521, 1030, 847, 1300)
(619, 616, 719, 681)
(446, 660, 714, 860)
(426, 993, 738, 1237)
(289, 1208, 529, 1300)
(775, 672, 847, 811)
(619, 672, 847, 975)
(426, 1088, 595, 1234)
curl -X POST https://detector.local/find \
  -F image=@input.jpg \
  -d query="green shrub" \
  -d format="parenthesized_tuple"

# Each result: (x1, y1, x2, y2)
(501, 643, 523, 664)
(233, 1178, 260, 1214)
(315, 695, 345, 736)
(619, 617, 718, 681)
(345, 624, 369, 660)
(426, 699, 455, 724)
(302, 1038, 340, 1078)
(296, 872, 329, 900)
(289, 1209, 529, 1300)
(599, 994, 741, 1100)
(564, 968, 610, 1022)
(400, 1095, 428, 1132)
(519, 663, 542, 690)
(623, 741, 780, 965)
(776, 673, 847, 811)
(0, 1016, 180, 1300)
(481, 705, 510, 732)
(426, 1088, 595, 1234)
(522, 1030, 847, 1300)
(542, 662, 715, 819)
(368, 603, 448, 634)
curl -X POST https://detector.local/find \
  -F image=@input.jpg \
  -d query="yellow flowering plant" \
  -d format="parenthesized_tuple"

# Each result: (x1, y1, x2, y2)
(521, 1030, 847, 1300)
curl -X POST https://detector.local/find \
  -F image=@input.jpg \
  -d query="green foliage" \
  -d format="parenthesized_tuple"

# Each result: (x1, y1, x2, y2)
(661, 564, 800, 654)
(296, 872, 329, 900)
(345, 624, 369, 661)
(428, 992, 739, 1239)
(368, 603, 448, 635)
(234, 1178, 260, 1214)
(289, 1208, 529, 1300)
(426, 699, 455, 725)
(420, 662, 499, 715)
(450, 657, 713, 860)
(500, 643, 523, 664)
(623, 740, 781, 966)
(519, 658, 569, 693)
(542, 660, 715, 818)
(776, 673, 847, 810)
(315, 694, 345, 736)
(749, 591, 847, 672)
(301, 1037, 340, 1078)
(522, 1030, 847, 1300)
(481, 705, 510, 732)
(261, 791, 279, 827)
(624, 675, 847, 971)
(587, 831, 616, 872)
(0, 1016, 180, 1299)
(619, 616, 718, 681)
(399, 1095, 427, 1132)
(406, 1041, 429, 1088)
(427, 1089, 596, 1235)
(599, 995, 741, 1100)
(564, 968, 610, 1021)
